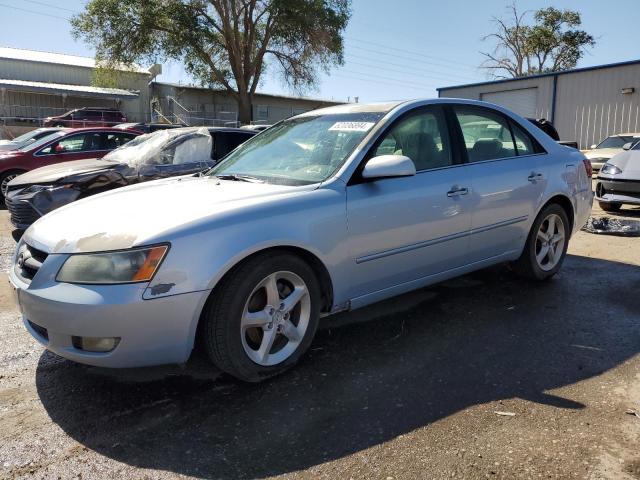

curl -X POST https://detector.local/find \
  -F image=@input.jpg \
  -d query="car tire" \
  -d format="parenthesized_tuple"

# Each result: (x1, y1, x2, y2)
(201, 251, 321, 382)
(599, 201, 622, 212)
(513, 204, 570, 281)
(0, 170, 26, 202)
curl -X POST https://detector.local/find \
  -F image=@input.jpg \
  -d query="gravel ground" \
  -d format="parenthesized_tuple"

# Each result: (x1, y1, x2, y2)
(0, 200, 639, 480)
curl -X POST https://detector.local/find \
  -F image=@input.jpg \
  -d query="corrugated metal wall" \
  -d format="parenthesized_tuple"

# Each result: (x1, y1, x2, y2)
(554, 64, 640, 149)
(439, 62, 640, 149)
(0, 58, 150, 122)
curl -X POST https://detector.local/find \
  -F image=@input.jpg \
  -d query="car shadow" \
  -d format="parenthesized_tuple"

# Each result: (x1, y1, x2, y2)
(35, 254, 640, 478)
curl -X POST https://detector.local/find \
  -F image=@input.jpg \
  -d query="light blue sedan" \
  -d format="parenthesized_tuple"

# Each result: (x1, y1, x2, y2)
(10, 99, 593, 382)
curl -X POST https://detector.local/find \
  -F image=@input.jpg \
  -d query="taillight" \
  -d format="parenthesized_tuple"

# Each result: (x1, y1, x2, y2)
(583, 159, 593, 177)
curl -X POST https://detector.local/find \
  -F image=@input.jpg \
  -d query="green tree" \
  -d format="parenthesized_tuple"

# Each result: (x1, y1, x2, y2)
(481, 3, 595, 78)
(72, 0, 350, 123)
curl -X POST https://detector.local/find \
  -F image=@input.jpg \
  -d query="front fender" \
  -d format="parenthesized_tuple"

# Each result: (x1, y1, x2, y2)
(143, 184, 350, 307)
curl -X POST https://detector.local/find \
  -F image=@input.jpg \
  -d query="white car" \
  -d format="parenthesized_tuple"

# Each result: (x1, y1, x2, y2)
(10, 99, 593, 382)
(583, 133, 640, 172)
(595, 142, 640, 211)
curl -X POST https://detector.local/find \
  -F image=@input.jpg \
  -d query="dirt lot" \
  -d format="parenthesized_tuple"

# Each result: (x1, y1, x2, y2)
(1, 200, 639, 480)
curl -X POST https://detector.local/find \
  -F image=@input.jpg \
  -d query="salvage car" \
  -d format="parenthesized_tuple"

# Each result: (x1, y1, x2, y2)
(0, 127, 139, 200)
(0, 128, 63, 152)
(5, 127, 256, 229)
(583, 133, 640, 172)
(10, 99, 593, 382)
(595, 141, 640, 211)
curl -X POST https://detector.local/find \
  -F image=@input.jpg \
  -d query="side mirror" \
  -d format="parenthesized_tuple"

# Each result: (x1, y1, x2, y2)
(590, 144, 597, 150)
(622, 142, 633, 151)
(361, 155, 416, 180)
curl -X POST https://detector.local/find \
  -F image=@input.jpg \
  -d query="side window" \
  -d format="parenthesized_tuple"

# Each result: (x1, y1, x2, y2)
(373, 107, 452, 171)
(103, 133, 135, 150)
(215, 133, 252, 158)
(454, 107, 516, 162)
(510, 121, 537, 156)
(39, 133, 98, 154)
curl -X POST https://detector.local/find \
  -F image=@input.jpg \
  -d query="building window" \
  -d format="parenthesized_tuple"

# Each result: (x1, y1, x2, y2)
(256, 105, 269, 120)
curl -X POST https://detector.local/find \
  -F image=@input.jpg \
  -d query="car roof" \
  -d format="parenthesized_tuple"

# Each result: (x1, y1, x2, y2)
(206, 127, 257, 133)
(615, 133, 640, 137)
(59, 127, 140, 133)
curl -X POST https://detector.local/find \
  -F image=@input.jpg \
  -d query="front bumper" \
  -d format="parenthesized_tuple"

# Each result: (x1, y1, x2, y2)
(9, 251, 210, 368)
(595, 177, 640, 205)
(5, 186, 82, 229)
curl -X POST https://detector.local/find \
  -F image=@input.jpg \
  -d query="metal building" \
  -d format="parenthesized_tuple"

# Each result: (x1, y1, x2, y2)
(438, 60, 640, 149)
(0, 46, 341, 137)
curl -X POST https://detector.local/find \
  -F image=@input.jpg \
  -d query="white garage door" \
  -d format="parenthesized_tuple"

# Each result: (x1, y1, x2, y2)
(481, 88, 538, 118)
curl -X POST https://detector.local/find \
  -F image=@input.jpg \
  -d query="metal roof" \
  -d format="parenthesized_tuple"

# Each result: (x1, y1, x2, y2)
(0, 46, 148, 74)
(154, 81, 341, 105)
(438, 58, 640, 92)
(0, 79, 139, 99)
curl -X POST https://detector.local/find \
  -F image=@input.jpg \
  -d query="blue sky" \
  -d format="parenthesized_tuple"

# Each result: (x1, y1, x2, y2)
(0, 0, 637, 102)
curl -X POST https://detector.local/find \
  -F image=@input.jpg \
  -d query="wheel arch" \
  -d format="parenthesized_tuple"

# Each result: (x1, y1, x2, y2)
(537, 194, 575, 233)
(210, 245, 335, 314)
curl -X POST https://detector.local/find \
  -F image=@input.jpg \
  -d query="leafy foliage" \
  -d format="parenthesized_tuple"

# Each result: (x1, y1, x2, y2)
(481, 3, 595, 78)
(72, 0, 351, 122)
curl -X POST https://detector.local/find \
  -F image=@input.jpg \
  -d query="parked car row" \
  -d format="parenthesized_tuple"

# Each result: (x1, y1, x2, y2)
(3, 126, 256, 227)
(9, 99, 593, 382)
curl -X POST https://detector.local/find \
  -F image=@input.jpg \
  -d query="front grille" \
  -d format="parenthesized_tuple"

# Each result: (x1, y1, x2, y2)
(14, 243, 49, 283)
(5, 196, 40, 228)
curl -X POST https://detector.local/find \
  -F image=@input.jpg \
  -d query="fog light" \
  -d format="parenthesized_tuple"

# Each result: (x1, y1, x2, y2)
(72, 336, 120, 353)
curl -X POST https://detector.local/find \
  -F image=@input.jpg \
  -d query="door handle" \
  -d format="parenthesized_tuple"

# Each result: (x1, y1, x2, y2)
(447, 187, 469, 197)
(528, 172, 543, 182)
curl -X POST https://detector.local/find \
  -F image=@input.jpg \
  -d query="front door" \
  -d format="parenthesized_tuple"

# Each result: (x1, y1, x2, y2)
(346, 106, 473, 302)
(452, 105, 547, 261)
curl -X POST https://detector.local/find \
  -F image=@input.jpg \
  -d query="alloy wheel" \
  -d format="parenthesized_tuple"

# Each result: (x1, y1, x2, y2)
(240, 270, 311, 366)
(1, 173, 18, 196)
(535, 213, 566, 271)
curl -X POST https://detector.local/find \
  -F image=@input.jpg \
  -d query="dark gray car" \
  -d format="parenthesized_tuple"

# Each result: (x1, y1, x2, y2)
(5, 127, 255, 229)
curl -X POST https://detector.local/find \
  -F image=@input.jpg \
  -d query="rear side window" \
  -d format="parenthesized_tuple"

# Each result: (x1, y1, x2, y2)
(214, 132, 254, 159)
(510, 121, 536, 156)
(454, 107, 516, 162)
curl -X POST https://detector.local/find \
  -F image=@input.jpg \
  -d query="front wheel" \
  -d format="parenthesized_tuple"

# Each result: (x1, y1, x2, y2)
(201, 252, 321, 382)
(514, 204, 570, 280)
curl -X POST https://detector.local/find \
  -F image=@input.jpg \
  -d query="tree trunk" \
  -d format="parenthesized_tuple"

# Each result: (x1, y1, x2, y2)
(237, 93, 253, 125)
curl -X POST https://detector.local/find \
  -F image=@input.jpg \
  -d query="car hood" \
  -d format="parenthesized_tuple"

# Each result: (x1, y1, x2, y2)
(607, 150, 640, 179)
(584, 148, 620, 160)
(24, 176, 314, 254)
(9, 158, 119, 186)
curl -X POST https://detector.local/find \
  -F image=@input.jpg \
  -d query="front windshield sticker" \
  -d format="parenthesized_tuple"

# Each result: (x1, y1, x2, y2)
(328, 121, 375, 132)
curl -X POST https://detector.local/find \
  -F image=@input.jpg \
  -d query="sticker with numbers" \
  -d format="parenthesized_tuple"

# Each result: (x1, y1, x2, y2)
(329, 122, 375, 132)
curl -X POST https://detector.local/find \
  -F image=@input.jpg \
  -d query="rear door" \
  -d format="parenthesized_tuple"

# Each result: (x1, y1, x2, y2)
(452, 105, 548, 261)
(345, 105, 474, 302)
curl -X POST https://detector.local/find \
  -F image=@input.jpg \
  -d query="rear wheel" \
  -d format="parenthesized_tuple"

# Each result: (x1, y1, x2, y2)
(514, 204, 570, 280)
(599, 201, 622, 212)
(0, 170, 26, 201)
(201, 252, 321, 382)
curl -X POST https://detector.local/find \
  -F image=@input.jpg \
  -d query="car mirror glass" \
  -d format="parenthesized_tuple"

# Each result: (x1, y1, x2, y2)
(622, 142, 633, 151)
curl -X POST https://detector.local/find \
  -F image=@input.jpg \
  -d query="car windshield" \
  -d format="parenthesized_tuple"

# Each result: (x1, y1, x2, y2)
(102, 127, 211, 166)
(208, 112, 384, 185)
(18, 131, 66, 152)
(8, 129, 49, 144)
(596, 136, 640, 149)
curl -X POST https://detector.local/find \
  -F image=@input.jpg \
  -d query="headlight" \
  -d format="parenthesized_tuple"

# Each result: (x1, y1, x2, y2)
(56, 245, 168, 284)
(601, 164, 622, 175)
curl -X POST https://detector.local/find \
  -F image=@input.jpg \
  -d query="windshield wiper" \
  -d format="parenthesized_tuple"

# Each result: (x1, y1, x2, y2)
(215, 173, 264, 183)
